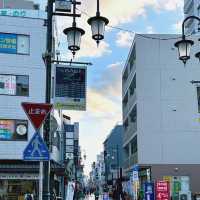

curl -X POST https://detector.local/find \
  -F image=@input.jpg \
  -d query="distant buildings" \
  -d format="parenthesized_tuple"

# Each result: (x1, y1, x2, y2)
(103, 124, 123, 185)
(122, 33, 200, 192)
(90, 153, 105, 189)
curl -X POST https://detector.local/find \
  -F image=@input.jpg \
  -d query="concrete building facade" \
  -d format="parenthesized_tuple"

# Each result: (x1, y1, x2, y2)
(0, 6, 64, 199)
(122, 34, 200, 193)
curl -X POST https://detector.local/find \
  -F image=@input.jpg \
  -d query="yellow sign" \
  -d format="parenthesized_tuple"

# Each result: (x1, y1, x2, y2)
(163, 176, 172, 183)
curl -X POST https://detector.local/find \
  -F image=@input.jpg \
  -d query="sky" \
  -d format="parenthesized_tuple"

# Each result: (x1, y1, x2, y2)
(34, 0, 184, 175)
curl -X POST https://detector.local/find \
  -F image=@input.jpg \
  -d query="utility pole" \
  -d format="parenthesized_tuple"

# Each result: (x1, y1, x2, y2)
(43, 0, 53, 199)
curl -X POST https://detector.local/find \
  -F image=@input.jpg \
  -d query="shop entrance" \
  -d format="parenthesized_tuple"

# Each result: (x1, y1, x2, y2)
(0, 180, 39, 200)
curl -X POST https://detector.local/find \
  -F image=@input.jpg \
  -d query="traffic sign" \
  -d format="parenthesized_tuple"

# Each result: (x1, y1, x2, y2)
(22, 102, 53, 131)
(23, 132, 49, 161)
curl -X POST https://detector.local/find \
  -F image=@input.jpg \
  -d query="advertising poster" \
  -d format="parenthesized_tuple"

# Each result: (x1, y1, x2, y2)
(156, 181, 170, 200)
(144, 182, 154, 200)
(0, 75, 16, 95)
(54, 65, 87, 111)
(0, 120, 14, 140)
(0, 33, 17, 54)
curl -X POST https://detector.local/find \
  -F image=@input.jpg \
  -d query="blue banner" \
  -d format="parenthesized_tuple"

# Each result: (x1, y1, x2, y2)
(0, 33, 17, 54)
(144, 182, 154, 200)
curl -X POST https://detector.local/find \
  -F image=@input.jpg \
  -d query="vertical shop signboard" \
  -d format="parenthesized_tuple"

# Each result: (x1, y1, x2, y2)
(172, 180, 181, 200)
(145, 182, 154, 200)
(156, 181, 170, 200)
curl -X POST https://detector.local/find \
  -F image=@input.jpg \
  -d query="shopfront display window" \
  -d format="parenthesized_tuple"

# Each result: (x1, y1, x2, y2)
(0, 180, 38, 200)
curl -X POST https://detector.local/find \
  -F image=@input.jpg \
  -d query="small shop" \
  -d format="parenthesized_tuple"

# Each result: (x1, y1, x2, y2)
(0, 173, 39, 200)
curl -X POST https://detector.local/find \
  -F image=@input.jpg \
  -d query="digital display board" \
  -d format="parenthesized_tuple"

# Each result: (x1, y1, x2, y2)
(0, 119, 28, 141)
(54, 65, 87, 111)
(0, 33, 17, 54)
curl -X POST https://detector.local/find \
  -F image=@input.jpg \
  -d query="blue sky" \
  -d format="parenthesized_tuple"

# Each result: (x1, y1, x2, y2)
(34, 0, 183, 174)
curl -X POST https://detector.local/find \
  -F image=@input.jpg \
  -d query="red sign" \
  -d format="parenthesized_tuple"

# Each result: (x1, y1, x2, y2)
(156, 181, 170, 200)
(22, 102, 53, 131)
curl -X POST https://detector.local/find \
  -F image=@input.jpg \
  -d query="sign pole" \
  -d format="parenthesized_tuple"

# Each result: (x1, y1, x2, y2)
(39, 162, 43, 200)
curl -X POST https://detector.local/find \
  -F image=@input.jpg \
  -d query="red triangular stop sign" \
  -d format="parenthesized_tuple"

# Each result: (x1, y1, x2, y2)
(22, 102, 53, 131)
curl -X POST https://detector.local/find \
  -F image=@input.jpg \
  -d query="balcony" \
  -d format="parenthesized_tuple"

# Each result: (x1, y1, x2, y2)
(122, 64, 136, 97)
(123, 121, 137, 145)
(123, 152, 138, 170)
(123, 91, 137, 121)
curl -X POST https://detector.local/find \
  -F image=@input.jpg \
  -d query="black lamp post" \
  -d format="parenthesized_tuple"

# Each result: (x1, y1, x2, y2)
(175, 16, 200, 64)
(88, 0, 109, 46)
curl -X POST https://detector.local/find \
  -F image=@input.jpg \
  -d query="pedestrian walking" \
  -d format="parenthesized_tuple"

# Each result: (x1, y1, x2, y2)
(94, 188, 100, 200)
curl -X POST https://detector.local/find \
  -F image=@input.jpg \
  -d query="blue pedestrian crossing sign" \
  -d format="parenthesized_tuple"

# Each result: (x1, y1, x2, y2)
(23, 132, 50, 161)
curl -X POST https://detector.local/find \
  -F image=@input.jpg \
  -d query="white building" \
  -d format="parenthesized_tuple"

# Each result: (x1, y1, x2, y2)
(0, 6, 63, 199)
(122, 34, 200, 193)
(184, 0, 200, 34)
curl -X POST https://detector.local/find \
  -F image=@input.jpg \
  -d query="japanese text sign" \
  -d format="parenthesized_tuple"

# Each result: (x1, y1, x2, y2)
(156, 181, 170, 200)
(145, 182, 155, 200)
(0, 33, 17, 54)
(22, 102, 53, 131)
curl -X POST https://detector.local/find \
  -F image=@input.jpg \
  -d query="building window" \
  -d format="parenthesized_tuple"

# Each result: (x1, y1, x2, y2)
(0, 33, 30, 55)
(123, 67, 128, 81)
(123, 92, 128, 108)
(129, 74, 136, 96)
(197, 87, 200, 112)
(130, 105, 137, 123)
(0, 74, 29, 96)
(0, 119, 28, 141)
(129, 44, 136, 71)
(124, 118, 129, 131)
(131, 136, 137, 155)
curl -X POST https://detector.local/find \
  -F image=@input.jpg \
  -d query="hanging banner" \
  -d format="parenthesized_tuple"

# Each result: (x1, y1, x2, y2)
(144, 182, 154, 200)
(54, 65, 87, 111)
(156, 181, 170, 200)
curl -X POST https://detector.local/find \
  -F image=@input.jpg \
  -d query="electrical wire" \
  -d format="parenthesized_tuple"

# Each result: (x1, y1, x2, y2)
(76, 7, 195, 41)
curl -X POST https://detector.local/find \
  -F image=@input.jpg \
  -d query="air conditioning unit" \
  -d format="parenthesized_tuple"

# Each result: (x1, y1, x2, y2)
(179, 191, 191, 200)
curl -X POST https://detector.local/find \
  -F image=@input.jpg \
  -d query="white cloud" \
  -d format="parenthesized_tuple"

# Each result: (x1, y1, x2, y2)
(146, 26, 155, 34)
(37, 0, 183, 59)
(172, 20, 182, 33)
(116, 31, 134, 48)
(107, 61, 123, 69)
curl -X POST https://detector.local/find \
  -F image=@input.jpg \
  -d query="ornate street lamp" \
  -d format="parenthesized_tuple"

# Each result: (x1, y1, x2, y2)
(175, 16, 200, 64)
(63, 0, 85, 56)
(88, 0, 109, 46)
(174, 37, 194, 64)
(63, 26, 85, 56)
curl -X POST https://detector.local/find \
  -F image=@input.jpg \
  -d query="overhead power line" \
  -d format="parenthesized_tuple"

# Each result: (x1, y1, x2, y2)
(76, 7, 195, 41)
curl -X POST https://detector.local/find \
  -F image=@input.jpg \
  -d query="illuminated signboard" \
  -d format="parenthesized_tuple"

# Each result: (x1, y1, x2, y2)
(54, 65, 87, 111)
(0, 119, 28, 141)
(0, 33, 17, 54)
